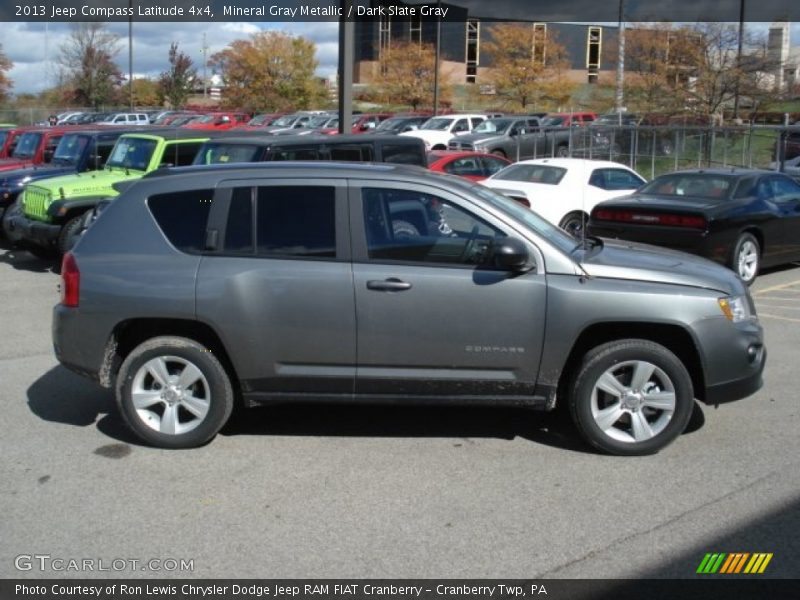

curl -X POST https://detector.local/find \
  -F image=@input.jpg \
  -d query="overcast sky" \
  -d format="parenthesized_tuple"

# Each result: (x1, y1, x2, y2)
(2, 20, 798, 95)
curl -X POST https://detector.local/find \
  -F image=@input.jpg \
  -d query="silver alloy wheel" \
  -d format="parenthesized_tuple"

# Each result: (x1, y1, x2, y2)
(130, 355, 211, 435)
(590, 360, 676, 443)
(737, 240, 759, 282)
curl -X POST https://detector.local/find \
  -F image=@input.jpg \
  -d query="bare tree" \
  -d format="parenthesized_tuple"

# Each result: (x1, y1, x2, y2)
(59, 23, 123, 109)
(158, 42, 196, 109)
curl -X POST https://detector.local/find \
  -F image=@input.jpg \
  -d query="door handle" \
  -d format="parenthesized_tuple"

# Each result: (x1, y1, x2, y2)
(366, 278, 412, 292)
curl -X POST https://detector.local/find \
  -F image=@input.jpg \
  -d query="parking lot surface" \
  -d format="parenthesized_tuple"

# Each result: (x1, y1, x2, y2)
(1, 241, 798, 579)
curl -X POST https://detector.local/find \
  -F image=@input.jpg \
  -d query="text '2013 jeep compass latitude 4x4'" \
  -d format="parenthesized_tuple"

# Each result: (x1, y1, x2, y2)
(54, 163, 766, 455)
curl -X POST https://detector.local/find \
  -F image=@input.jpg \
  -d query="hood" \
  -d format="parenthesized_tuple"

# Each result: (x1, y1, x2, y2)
(451, 132, 504, 145)
(579, 238, 743, 296)
(0, 158, 31, 171)
(26, 168, 135, 198)
(1, 165, 73, 188)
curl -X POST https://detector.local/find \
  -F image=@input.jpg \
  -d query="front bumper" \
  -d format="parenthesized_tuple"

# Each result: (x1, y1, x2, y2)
(5, 212, 60, 246)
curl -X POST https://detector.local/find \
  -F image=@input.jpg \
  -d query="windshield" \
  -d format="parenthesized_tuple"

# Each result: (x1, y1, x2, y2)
(0, 131, 8, 149)
(421, 117, 453, 131)
(376, 118, 406, 131)
(248, 114, 271, 126)
(471, 184, 578, 254)
(472, 118, 513, 134)
(11, 132, 42, 158)
(52, 134, 90, 165)
(640, 173, 734, 199)
(492, 164, 566, 185)
(306, 115, 334, 128)
(194, 115, 220, 124)
(540, 116, 566, 127)
(106, 137, 157, 171)
(193, 142, 262, 165)
(272, 116, 299, 127)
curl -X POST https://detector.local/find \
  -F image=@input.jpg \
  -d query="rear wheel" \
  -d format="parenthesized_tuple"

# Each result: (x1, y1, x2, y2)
(568, 339, 694, 456)
(730, 233, 760, 286)
(558, 211, 587, 237)
(116, 336, 234, 449)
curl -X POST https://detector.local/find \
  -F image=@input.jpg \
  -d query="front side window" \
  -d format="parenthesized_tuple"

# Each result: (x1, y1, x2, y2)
(107, 137, 157, 171)
(362, 187, 506, 265)
(148, 189, 215, 253)
(193, 142, 262, 165)
(443, 156, 482, 177)
(256, 186, 336, 257)
(589, 168, 645, 191)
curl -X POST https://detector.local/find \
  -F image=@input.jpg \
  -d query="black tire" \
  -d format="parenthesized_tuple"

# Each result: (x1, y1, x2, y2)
(729, 233, 760, 286)
(24, 243, 58, 260)
(568, 339, 694, 456)
(558, 211, 587, 237)
(556, 144, 570, 158)
(116, 336, 234, 449)
(432, 144, 447, 150)
(57, 214, 85, 256)
(2, 199, 22, 242)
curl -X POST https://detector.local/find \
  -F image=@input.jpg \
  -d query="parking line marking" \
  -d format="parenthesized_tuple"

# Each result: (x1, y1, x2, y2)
(754, 279, 800, 295)
(754, 304, 800, 311)
(758, 313, 800, 323)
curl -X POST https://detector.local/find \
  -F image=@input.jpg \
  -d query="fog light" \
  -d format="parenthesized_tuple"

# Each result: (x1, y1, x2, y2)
(747, 344, 761, 363)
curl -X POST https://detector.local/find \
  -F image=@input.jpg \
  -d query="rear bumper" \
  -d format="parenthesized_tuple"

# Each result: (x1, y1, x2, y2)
(5, 213, 60, 245)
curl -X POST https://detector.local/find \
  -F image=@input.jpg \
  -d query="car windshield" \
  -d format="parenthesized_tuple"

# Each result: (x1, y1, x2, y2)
(541, 116, 566, 127)
(248, 114, 272, 126)
(470, 184, 578, 254)
(193, 142, 262, 165)
(306, 115, 333, 127)
(272, 116, 299, 127)
(52, 134, 90, 165)
(376, 118, 410, 131)
(11, 132, 42, 158)
(594, 114, 636, 125)
(472, 118, 513, 134)
(492, 164, 567, 185)
(421, 117, 454, 131)
(106, 137, 158, 171)
(640, 173, 734, 199)
(0, 131, 8, 149)
(195, 115, 219, 124)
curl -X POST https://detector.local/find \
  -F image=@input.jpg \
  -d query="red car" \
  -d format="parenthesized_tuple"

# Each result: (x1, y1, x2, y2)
(316, 113, 394, 136)
(0, 126, 73, 172)
(427, 150, 511, 182)
(182, 112, 251, 130)
(235, 113, 288, 129)
(541, 112, 597, 127)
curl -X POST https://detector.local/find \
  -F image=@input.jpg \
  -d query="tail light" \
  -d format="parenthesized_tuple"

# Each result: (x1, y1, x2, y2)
(60, 252, 80, 307)
(593, 209, 706, 229)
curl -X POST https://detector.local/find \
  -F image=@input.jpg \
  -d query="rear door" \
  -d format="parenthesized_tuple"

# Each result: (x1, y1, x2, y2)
(350, 179, 547, 399)
(196, 178, 356, 399)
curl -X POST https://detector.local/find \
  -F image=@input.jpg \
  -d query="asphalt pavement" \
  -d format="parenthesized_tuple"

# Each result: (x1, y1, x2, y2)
(1, 241, 798, 579)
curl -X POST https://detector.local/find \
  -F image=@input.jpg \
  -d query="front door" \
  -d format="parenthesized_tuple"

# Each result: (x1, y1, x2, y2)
(350, 180, 547, 399)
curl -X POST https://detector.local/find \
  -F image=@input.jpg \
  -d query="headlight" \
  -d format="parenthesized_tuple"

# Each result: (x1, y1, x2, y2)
(718, 296, 750, 322)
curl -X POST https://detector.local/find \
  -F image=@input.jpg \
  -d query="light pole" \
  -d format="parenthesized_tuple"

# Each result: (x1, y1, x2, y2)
(128, 0, 133, 110)
(615, 0, 625, 114)
(433, 0, 442, 116)
(733, 0, 745, 120)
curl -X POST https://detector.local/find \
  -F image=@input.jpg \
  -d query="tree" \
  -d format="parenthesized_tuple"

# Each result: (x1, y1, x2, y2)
(58, 23, 123, 109)
(0, 43, 13, 105)
(374, 41, 450, 111)
(132, 78, 161, 107)
(211, 31, 327, 111)
(158, 42, 196, 109)
(482, 23, 571, 110)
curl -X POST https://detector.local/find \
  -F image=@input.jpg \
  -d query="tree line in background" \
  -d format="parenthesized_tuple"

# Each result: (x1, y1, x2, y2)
(0, 22, 797, 119)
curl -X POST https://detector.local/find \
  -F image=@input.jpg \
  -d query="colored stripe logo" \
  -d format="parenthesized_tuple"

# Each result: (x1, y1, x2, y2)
(697, 552, 773, 574)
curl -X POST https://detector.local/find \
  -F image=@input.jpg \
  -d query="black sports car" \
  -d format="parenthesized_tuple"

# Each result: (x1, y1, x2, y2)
(588, 169, 800, 285)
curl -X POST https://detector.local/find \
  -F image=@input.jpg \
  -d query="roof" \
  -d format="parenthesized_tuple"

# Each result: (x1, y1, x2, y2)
(196, 133, 426, 147)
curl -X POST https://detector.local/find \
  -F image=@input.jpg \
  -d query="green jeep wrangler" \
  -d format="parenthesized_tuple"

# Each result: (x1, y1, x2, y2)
(4, 130, 211, 255)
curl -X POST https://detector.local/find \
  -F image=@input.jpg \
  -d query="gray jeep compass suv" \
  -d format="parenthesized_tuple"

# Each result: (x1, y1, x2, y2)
(53, 162, 766, 455)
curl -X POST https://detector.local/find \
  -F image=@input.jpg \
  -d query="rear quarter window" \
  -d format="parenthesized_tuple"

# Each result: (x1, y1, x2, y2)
(147, 189, 214, 253)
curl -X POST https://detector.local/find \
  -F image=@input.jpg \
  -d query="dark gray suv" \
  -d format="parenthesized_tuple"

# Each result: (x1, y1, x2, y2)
(54, 163, 766, 455)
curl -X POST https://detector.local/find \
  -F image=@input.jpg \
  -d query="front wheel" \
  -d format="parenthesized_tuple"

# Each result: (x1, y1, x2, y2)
(558, 211, 587, 238)
(568, 340, 694, 456)
(730, 233, 760, 286)
(57, 214, 85, 255)
(116, 336, 234, 449)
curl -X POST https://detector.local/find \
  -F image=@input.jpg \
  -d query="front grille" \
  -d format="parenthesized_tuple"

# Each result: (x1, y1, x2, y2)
(448, 141, 474, 151)
(22, 186, 52, 221)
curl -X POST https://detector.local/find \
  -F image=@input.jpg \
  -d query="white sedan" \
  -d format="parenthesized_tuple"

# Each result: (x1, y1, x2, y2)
(481, 158, 646, 235)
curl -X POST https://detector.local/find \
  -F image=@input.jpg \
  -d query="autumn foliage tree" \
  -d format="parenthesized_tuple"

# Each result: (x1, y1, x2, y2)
(0, 43, 13, 105)
(211, 31, 327, 111)
(482, 23, 571, 110)
(375, 41, 450, 111)
(58, 23, 123, 109)
(158, 43, 196, 109)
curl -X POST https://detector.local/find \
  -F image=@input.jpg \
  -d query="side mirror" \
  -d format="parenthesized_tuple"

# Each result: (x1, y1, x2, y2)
(491, 237, 531, 271)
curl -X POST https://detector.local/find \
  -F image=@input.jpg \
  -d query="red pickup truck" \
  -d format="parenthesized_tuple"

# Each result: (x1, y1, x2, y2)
(0, 126, 72, 171)
(181, 112, 251, 131)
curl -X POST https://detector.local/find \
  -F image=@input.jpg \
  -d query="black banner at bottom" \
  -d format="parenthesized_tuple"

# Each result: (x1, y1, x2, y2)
(2, 579, 799, 600)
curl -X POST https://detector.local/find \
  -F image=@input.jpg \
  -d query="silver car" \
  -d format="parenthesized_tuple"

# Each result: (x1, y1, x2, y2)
(53, 163, 766, 455)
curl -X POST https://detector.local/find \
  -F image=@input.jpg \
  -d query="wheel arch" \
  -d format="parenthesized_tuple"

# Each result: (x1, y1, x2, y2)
(556, 322, 705, 405)
(101, 318, 240, 400)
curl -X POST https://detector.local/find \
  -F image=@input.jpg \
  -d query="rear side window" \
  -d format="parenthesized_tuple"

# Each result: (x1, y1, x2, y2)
(256, 186, 336, 257)
(329, 144, 373, 161)
(382, 143, 426, 166)
(148, 189, 214, 253)
(270, 148, 322, 160)
(493, 164, 566, 185)
(162, 142, 203, 167)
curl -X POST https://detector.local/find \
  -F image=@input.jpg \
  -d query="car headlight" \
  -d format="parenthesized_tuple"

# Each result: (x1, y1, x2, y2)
(718, 296, 750, 322)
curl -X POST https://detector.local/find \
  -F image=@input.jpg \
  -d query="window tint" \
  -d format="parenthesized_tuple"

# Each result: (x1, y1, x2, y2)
(382, 143, 426, 166)
(769, 176, 800, 201)
(362, 187, 506, 265)
(225, 188, 254, 253)
(330, 144, 373, 161)
(589, 168, 644, 191)
(148, 189, 214, 253)
(481, 156, 509, 175)
(443, 156, 482, 177)
(256, 186, 336, 257)
(194, 142, 262, 165)
(493, 164, 566, 185)
(270, 148, 322, 160)
(162, 142, 203, 167)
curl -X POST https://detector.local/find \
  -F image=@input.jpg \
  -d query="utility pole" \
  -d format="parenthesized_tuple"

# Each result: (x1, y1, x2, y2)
(733, 0, 745, 121)
(433, 0, 442, 116)
(615, 0, 625, 114)
(128, 0, 134, 110)
(202, 32, 209, 100)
